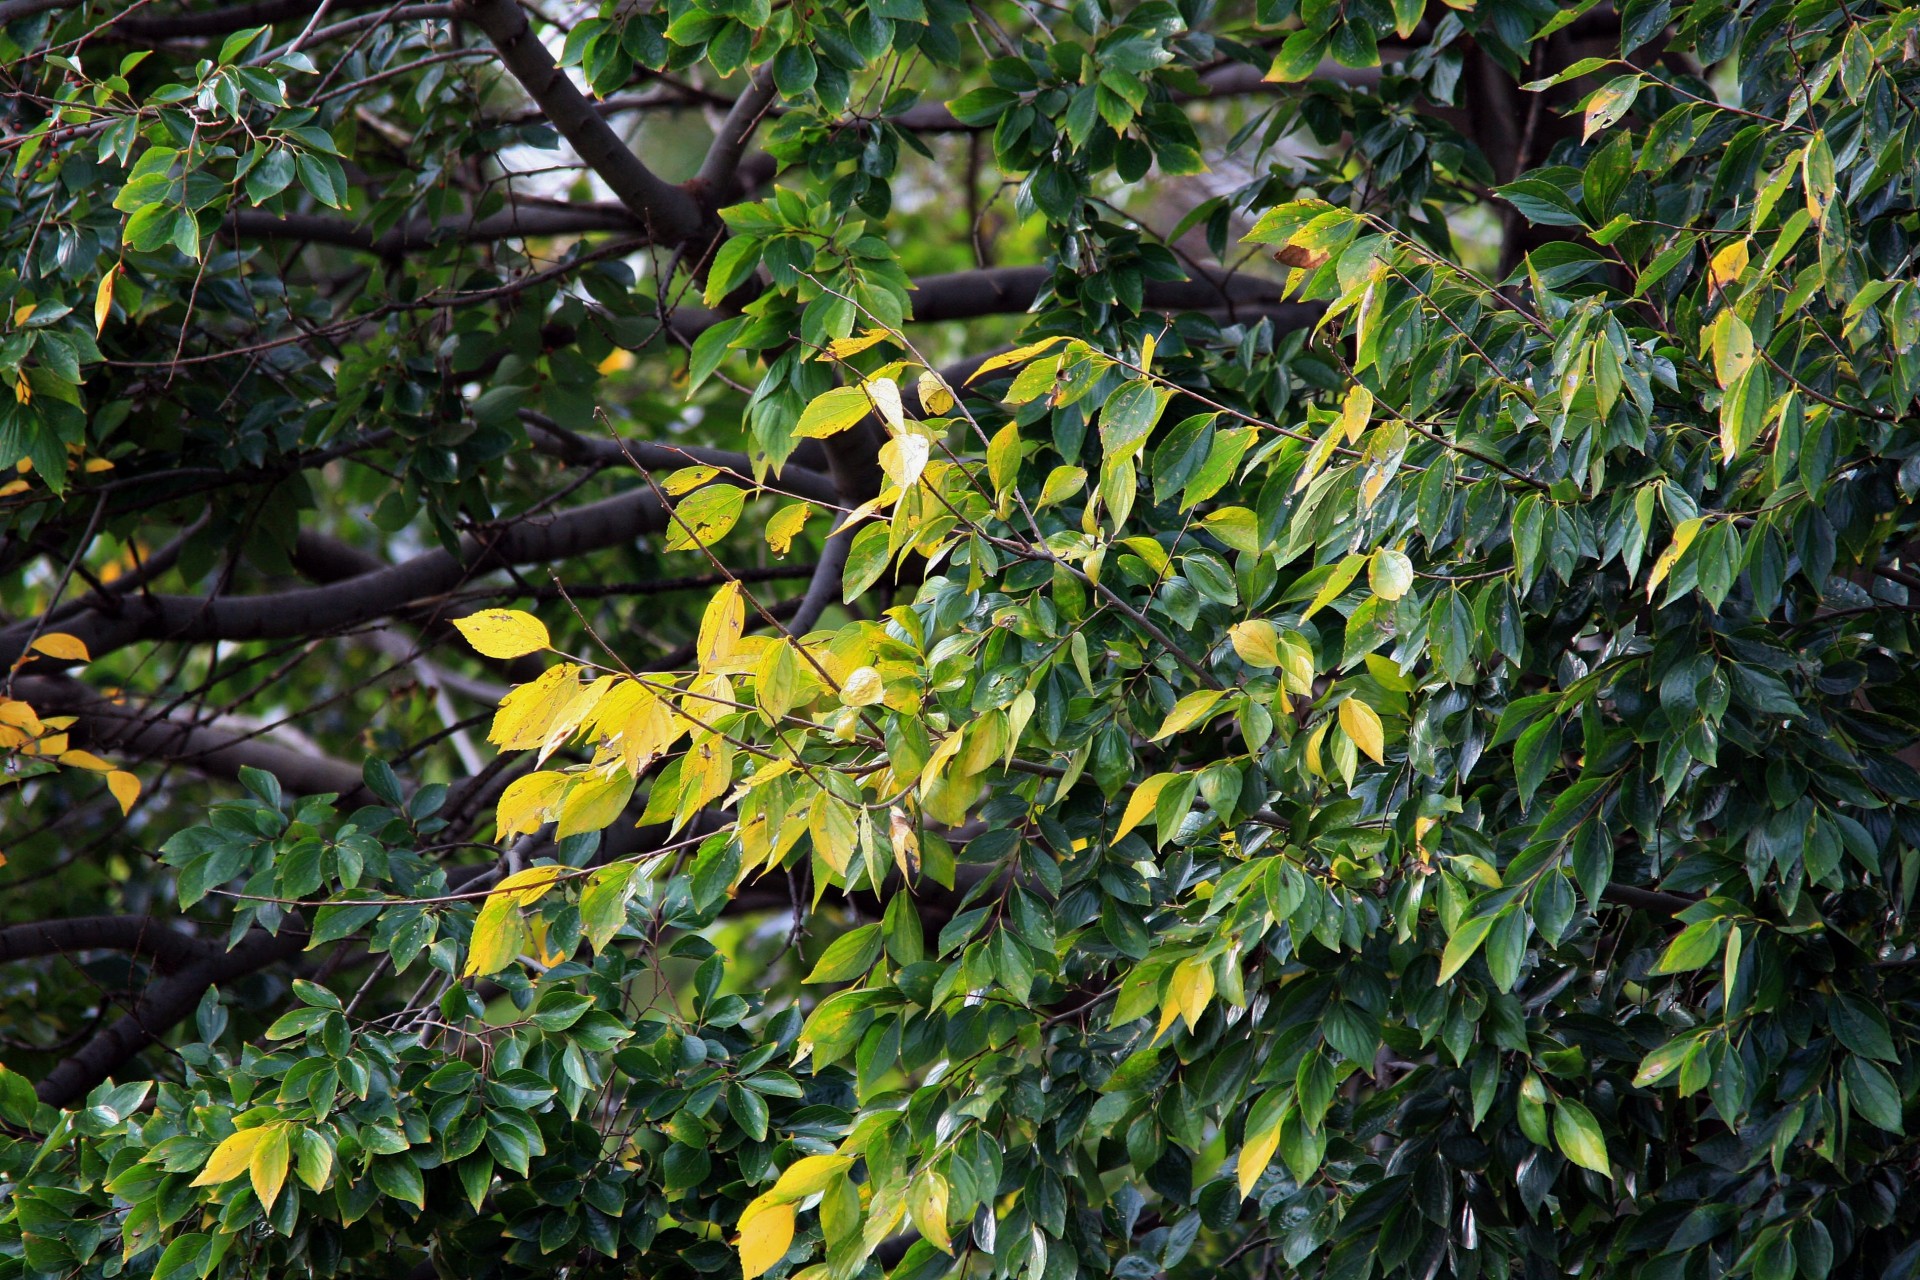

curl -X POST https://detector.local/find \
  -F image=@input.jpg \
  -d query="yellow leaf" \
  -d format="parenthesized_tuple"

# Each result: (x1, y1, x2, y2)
(557, 771, 636, 839)
(1339, 697, 1385, 765)
(95, 268, 119, 335)
(107, 770, 140, 815)
(12, 302, 34, 326)
(453, 609, 551, 660)
(1238, 1111, 1283, 1199)
(1707, 310, 1754, 390)
(824, 330, 893, 359)
(1169, 954, 1215, 1031)
(676, 735, 735, 825)
(756, 640, 801, 720)
(12, 376, 28, 407)
(878, 433, 930, 490)
(916, 369, 954, 415)
(766, 502, 812, 555)
(464, 894, 527, 978)
(1113, 772, 1177, 842)
(665, 484, 746, 551)
(809, 796, 857, 877)
(699, 582, 746, 670)
(1338, 384, 1373, 443)
(841, 666, 884, 707)
(738, 1198, 796, 1280)
(57, 748, 114, 772)
(794, 386, 874, 440)
(30, 632, 90, 662)
(500, 863, 564, 904)
(1229, 620, 1280, 667)
(192, 1125, 276, 1188)
(1708, 239, 1749, 294)
(0, 700, 44, 736)
(1151, 690, 1227, 742)
(494, 771, 568, 838)
(489, 664, 582, 751)
(771, 1154, 855, 1201)
(250, 1122, 290, 1210)
(964, 334, 1070, 384)
(663, 465, 720, 495)
(597, 347, 635, 375)
(907, 1169, 951, 1254)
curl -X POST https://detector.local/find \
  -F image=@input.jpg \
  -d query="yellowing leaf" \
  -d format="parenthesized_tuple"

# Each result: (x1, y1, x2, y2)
(1552, 1097, 1611, 1177)
(489, 664, 592, 752)
(96, 265, 120, 335)
(465, 895, 527, 978)
(917, 369, 954, 415)
(964, 334, 1070, 384)
(1707, 309, 1754, 390)
(794, 386, 873, 439)
(766, 502, 812, 555)
(1168, 954, 1215, 1031)
(756, 640, 801, 720)
(1114, 772, 1177, 842)
(841, 665, 884, 707)
(809, 795, 857, 877)
(250, 1122, 291, 1210)
(1646, 517, 1704, 598)
(499, 863, 564, 905)
(738, 1198, 796, 1280)
(597, 347, 635, 375)
(1338, 696, 1385, 765)
(192, 1125, 277, 1188)
(699, 582, 746, 670)
(662, 465, 720, 495)
(557, 771, 636, 838)
(771, 1154, 855, 1202)
(453, 609, 550, 660)
(824, 330, 892, 359)
(1238, 1106, 1284, 1199)
(666, 484, 746, 551)
(30, 632, 90, 662)
(495, 770, 570, 838)
(907, 1169, 951, 1254)
(106, 770, 140, 815)
(1229, 619, 1281, 667)
(1151, 689, 1228, 742)
(1368, 548, 1414, 601)
(1338, 384, 1373, 443)
(1708, 239, 1749, 294)
(57, 749, 114, 772)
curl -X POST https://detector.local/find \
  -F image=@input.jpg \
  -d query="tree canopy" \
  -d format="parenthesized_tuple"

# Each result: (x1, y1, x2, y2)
(2, 0, 1920, 1278)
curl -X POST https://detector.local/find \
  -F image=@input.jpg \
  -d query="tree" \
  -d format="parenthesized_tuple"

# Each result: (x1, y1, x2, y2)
(2, 0, 1920, 1275)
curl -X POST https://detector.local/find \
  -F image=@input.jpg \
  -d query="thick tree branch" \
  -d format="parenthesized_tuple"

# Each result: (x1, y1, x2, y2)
(35, 924, 309, 1105)
(694, 67, 778, 200)
(450, 0, 705, 242)
(518, 410, 843, 505)
(226, 201, 643, 256)
(909, 265, 1322, 327)
(0, 486, 673, 669)
(0, 916, 212, 973)
(15, 675, 372, 799)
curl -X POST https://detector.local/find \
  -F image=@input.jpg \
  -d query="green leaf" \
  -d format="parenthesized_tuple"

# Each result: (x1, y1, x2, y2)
(1552, 1097, 1611, 1176)
(805, 923, 883, 983)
